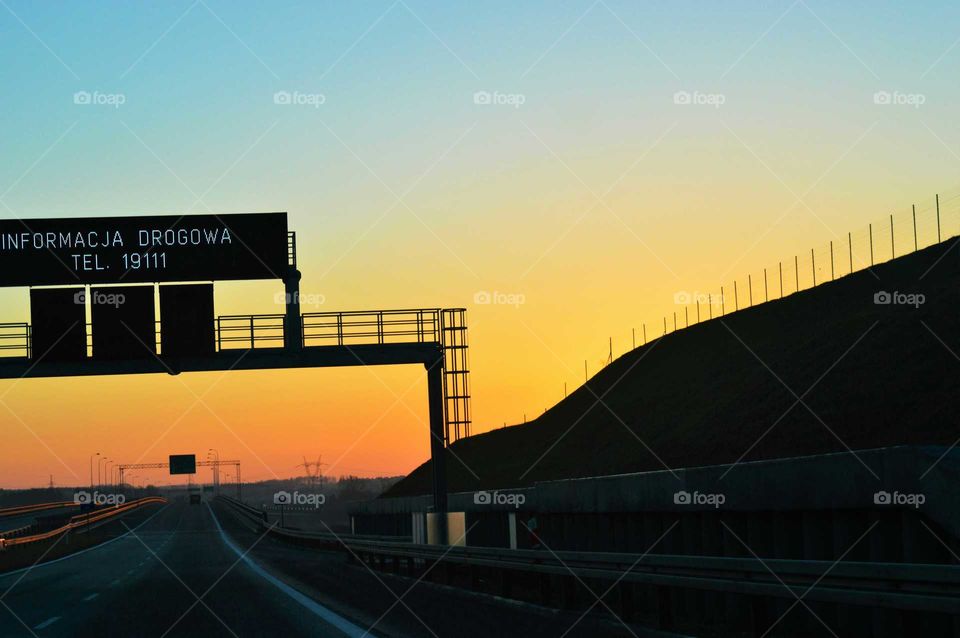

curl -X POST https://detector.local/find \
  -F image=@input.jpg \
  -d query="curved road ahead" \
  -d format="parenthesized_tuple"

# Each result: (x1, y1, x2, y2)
(0, 500, 641, 638)
(0, 501, 363, 637)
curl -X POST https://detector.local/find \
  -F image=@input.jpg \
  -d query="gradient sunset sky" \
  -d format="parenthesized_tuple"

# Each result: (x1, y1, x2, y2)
(1, 1, 958, 488)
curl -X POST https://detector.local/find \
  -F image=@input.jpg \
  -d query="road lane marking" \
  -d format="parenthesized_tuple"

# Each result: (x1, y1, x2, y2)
(82, 593, 99, 602)
(33, 616, 60, 629)
(0, 504, 169, 579)
(205, 503, 367, 638)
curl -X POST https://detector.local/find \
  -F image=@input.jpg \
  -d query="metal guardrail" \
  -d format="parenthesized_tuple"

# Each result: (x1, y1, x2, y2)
(302, 309, 442, 346)
(0, 497, 166, 549)
(347, 543, 960, 614)
(217, 496, 411, 544)
(0, 501, 75, 518)
(0, 309, 447, 356)
(216, 314, 286, 350)
(216, 497, 959, 615)
(0, 524, 36, 540)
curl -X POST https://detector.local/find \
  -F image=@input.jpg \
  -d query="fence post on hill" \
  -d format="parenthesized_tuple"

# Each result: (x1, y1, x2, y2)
(734, 281, 738, 311)
(869, 223, 874, 265)
(663, 316, 667, 334)
(748, 275, 753, 306)
(696, 300, 700, 323)
(848, 232, 853, 274)
(685, 306, 689, 327)
(811, 248, 816, 286)
(794, 255, 799, 292)
(721, 287, 725, 315)
(643, 323, 646, 344)
(912, 205, 918, 252)
(890, 214, 895, 258)
(936, 194, 941, 242)
(779, 262, 783, 298)
(632, 328, 635, 349)
(764, 268, 768, 301)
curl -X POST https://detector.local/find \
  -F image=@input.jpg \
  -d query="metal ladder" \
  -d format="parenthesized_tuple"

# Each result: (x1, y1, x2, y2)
(287, 231, 297, 269)
(440, 309, 471, 443)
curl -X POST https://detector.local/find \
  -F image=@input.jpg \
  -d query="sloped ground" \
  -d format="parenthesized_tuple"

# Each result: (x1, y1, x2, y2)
(387, 238, 960, 497)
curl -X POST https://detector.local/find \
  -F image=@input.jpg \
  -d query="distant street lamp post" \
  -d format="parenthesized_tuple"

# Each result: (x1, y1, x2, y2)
(99, 457, 110, 491)
(89, 452, 99, 489)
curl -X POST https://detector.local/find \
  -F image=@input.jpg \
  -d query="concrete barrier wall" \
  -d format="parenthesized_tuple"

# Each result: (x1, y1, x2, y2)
(351, 446, 960, 557)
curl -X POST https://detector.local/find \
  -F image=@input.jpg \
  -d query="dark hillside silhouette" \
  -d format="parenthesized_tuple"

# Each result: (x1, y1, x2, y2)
(387, 238, 960, 497)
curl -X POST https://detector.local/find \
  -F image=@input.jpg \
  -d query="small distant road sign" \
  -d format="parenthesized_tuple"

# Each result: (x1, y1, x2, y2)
(0, 212, 288, 287)
(169, 454, 197, 475)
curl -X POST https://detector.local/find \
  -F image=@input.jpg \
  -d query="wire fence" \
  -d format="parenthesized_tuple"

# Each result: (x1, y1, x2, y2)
(647, 188, 960, 338)
(557, 187, 960, 400)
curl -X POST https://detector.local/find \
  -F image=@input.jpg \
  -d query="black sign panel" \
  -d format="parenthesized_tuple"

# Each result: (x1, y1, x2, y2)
(0, 212, 288, 287)
(160, 284, 215, 357)
(29, 288, 87, 361)
(90, 286, 156, 360)
(169, 454, 197, 475)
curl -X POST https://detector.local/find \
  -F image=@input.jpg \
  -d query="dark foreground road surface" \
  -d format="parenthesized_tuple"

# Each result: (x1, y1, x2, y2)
(0, 498, 654, 637)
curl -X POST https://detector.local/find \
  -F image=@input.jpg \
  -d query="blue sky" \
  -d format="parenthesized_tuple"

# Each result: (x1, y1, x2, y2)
(1, 2, 959, 479)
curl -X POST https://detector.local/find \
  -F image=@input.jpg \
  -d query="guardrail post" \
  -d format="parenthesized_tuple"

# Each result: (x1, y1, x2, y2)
(617, 582, 634, 621)
(560, 576, 577, 609)
(656, 587, 674, 630)
(498, 569, 511, 597)
(539, 573, 553, 605)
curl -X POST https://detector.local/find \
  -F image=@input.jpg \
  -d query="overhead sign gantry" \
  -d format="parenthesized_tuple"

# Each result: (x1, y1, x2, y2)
(0, 212, 471, 542)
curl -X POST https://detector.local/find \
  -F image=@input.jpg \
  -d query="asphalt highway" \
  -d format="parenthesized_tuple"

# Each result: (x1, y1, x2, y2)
(0, 500, 365, 637)
(0, 499, 650, 637)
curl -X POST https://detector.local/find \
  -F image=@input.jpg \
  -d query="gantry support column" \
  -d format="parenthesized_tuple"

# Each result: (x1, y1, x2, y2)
(284, 268, 303, 350)
(426, 354, 448, 545)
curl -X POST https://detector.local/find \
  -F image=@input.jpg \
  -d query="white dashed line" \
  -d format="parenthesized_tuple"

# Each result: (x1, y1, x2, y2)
(34, 616, 60, 629)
